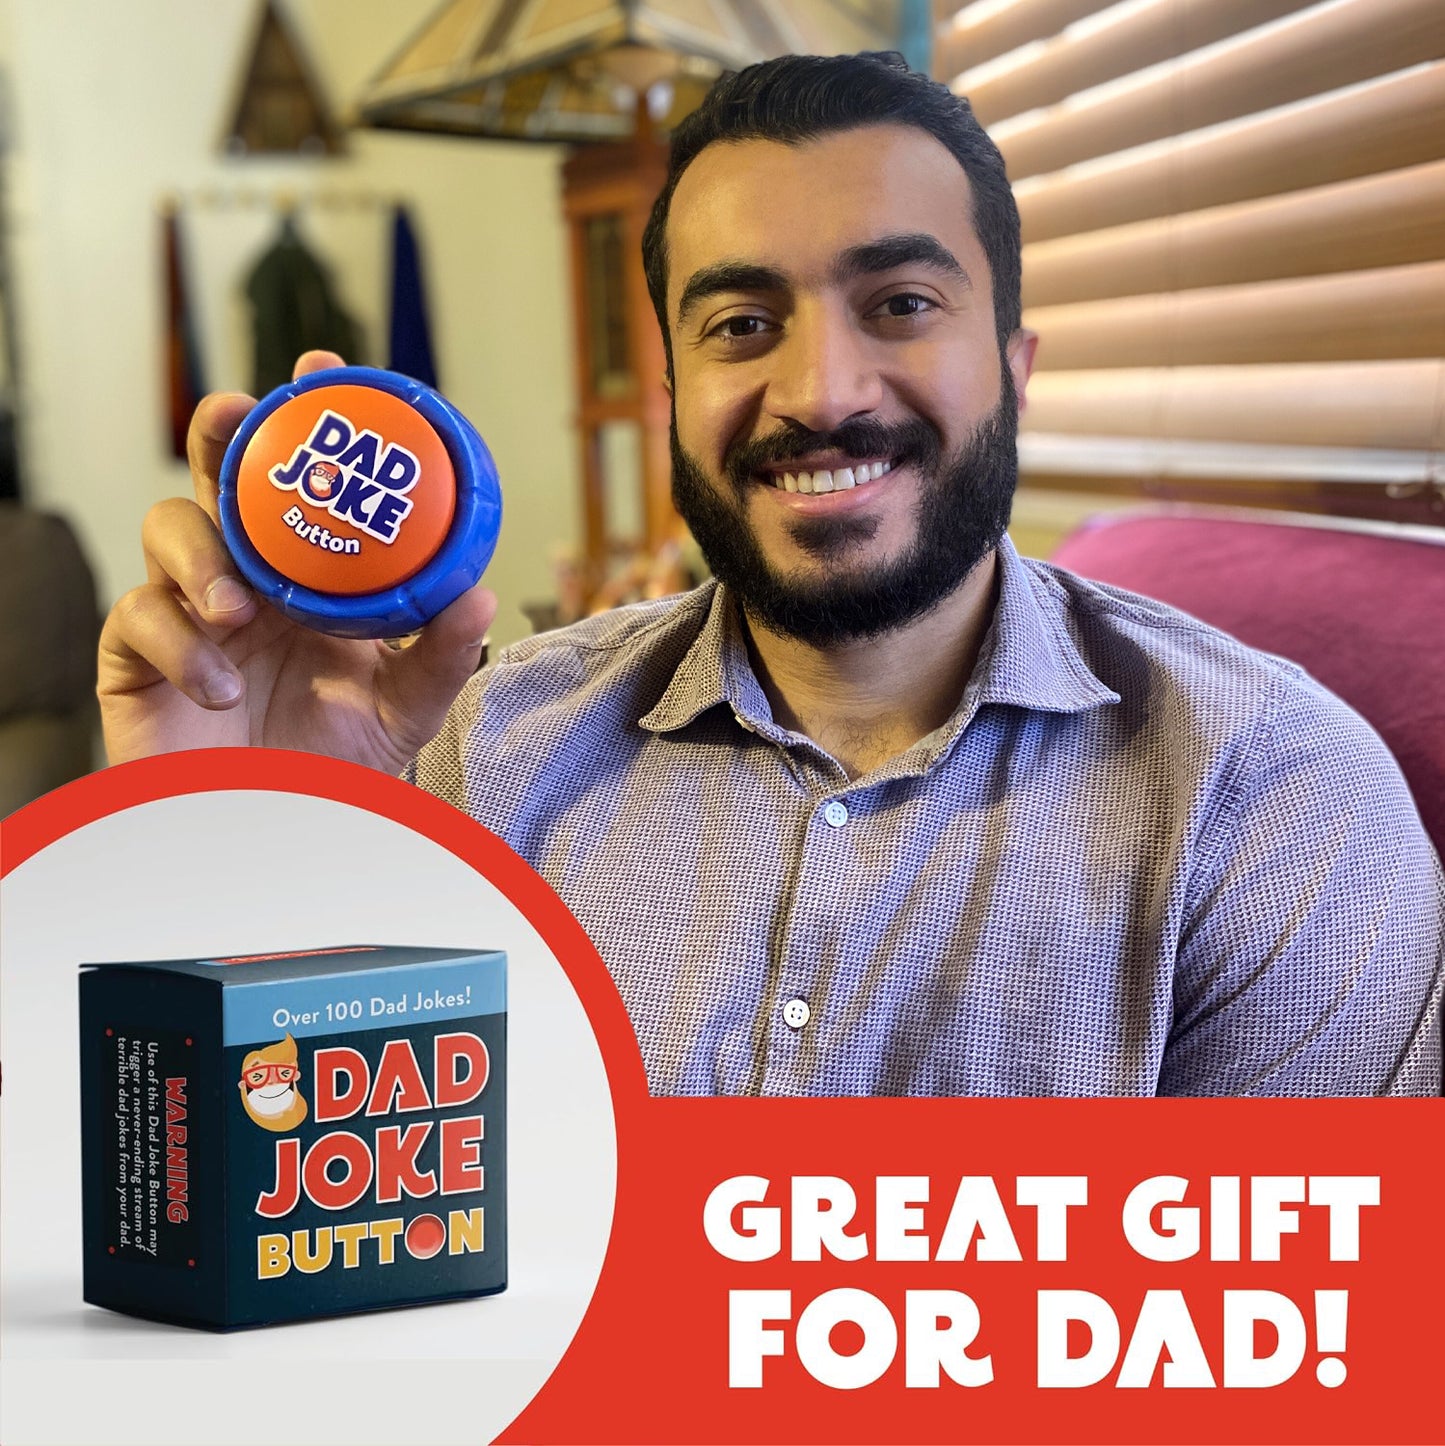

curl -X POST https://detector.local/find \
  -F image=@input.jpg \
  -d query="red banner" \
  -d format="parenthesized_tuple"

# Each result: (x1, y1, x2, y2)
(507, 1097, 1439, 1443)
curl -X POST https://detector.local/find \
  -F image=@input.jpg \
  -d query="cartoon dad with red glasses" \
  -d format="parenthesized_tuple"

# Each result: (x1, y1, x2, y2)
(239, 1032, 308, 1133)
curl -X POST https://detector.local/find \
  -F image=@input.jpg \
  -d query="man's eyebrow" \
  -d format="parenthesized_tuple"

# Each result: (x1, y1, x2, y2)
(831, 233, 971, 289)
(674, 233, 970, 329)
(676, 261, 788, 330)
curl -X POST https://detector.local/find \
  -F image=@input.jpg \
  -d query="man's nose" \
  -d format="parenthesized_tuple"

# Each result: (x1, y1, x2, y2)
(763, 302, 884, 433)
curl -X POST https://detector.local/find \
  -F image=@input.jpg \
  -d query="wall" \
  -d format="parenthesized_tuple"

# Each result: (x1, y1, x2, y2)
(1, 0, 581, 649)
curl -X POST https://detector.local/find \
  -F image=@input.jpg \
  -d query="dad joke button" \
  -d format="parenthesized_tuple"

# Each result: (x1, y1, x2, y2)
(218, 366, 502, 638)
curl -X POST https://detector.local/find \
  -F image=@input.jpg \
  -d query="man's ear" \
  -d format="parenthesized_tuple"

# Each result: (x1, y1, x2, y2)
(1006, 328, 1039, 413)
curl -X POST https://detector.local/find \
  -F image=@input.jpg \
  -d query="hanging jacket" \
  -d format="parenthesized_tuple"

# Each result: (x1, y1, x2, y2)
(387, 204, 438, 388)
(244, 215, 361, 394)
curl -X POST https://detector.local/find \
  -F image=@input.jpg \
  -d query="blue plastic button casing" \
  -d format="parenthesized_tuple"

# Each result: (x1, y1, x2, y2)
(217, 366, 502, 639)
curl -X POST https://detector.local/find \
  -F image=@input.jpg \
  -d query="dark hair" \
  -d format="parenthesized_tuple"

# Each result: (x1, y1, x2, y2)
(641, 51, 1021, 379)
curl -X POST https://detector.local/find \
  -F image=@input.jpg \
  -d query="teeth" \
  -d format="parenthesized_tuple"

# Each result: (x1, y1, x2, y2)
(770, 459, 894, 490)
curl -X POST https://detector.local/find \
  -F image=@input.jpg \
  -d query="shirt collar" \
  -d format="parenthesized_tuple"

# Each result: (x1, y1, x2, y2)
(973, 534, 1122, 715)
(638, 580, 755, 733)
(638, 535, 1119, 738)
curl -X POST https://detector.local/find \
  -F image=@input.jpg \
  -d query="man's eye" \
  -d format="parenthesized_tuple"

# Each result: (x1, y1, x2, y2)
(878, 293, 934, 318)
(710, 315, 768, 341)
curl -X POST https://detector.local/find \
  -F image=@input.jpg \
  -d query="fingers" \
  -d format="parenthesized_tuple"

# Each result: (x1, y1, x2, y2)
(99, 584, 244, 709)
(374, 584, 498, 752)
(185, 354, 343, 521)
(294, 350, 345, 379)
(141, 497, 258, 630)
(186, 391, 254, 523)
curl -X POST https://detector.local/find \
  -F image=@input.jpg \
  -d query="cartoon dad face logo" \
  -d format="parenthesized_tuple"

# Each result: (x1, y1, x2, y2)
(306, 461, 340, 500)
(238, 1032, 308, 1133)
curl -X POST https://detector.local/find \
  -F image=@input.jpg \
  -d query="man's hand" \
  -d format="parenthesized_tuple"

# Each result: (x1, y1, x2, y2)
(98, 351, 497, 771)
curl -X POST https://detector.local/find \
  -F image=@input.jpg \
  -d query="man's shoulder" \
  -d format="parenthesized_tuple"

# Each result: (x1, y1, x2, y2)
(496, 584, 716, 667)
(411, 585, 720, 798)
(471, 582, 719, 718)
(1022, 553, 1402, 788)
(1025, 552, 1322, 702)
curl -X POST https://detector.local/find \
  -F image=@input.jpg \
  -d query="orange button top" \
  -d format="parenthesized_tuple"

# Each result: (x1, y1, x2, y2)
(236, 384, 456, 597)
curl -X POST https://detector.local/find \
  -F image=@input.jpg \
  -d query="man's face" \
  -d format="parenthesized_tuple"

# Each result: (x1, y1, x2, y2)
(664, 124, 1033, 645)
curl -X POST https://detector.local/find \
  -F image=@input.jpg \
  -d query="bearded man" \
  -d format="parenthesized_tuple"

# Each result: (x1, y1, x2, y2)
(99, 53, 1442, 1097)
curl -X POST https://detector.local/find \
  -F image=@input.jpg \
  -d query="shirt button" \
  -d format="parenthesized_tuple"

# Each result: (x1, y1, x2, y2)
(823, 800, 849, 828)
(782, 998, 811, 1030)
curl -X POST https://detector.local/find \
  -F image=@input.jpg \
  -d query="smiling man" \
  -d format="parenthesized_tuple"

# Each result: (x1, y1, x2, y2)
(100, 53, 1442, 1097)
(656, 116, 1026, 779)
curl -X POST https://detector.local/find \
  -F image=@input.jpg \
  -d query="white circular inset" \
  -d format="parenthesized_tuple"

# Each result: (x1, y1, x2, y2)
(783, 998, 812, 1029)
(0, 789, 616, 1446)
(823, 800, 849, 828)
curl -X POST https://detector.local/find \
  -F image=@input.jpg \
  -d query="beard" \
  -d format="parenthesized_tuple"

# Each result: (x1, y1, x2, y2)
(671, 370, 1018, 647)
(246, 1086, 295, 1117)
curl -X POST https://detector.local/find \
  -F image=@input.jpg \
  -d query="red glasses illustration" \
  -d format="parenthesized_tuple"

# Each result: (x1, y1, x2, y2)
(241, 1062, 299, 1089)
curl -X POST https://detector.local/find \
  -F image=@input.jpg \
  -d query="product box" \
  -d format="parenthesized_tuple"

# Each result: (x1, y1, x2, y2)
(79, 944, 506, 1330)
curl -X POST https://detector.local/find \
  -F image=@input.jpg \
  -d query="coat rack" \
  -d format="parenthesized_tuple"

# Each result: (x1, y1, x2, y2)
(162, 187, 394, 215)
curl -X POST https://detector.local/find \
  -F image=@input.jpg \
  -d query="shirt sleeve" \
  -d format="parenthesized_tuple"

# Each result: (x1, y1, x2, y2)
(1159, 668, 1444, 1097)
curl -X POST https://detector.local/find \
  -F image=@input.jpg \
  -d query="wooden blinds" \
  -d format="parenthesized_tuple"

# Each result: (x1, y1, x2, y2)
(935, 0, 1445, 515)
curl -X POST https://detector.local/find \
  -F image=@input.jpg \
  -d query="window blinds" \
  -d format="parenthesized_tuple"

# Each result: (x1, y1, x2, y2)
(936, 0, 1445, 512)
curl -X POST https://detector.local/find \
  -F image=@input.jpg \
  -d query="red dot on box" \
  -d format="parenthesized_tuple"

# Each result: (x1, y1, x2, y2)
(405, 1214, 446, 1260)
(108, 1246, 116, 1255)
(105, 1028, 114, 1037)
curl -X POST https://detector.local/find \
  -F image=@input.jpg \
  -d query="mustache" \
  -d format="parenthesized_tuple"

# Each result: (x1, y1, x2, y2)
(725, 416, 942, 490)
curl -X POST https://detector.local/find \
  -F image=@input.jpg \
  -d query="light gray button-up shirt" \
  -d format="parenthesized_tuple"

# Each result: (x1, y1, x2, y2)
(408, 538, 1443, 1097)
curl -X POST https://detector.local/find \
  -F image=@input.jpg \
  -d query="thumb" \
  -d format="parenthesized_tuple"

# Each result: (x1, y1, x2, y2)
(374, 584, 498, 756)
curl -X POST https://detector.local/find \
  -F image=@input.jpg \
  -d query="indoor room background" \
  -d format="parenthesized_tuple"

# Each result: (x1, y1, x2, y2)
(0, 0, 1440, 814)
